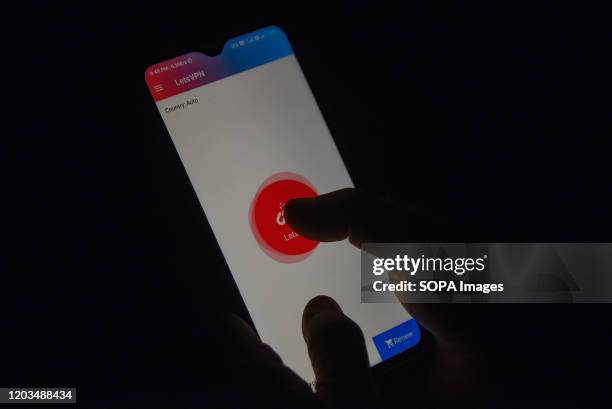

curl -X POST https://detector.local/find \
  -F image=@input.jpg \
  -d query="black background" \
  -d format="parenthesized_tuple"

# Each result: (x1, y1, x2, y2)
(4, 1, 612, 406)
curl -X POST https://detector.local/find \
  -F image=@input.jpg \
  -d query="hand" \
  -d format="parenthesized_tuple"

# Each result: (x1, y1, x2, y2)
(220, 295, 379, 409)
(284, 188, 471, 345)
(284, 188, 490, 399)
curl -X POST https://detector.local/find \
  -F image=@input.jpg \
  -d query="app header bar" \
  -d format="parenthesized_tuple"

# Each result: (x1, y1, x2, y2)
(144, 26, 293, 101)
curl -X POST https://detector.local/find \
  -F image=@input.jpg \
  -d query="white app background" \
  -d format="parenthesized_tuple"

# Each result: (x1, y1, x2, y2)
(156, 55, 412, 382)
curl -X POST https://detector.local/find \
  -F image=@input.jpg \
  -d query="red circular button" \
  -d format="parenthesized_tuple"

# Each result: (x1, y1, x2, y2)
(249, 172, 319, 263)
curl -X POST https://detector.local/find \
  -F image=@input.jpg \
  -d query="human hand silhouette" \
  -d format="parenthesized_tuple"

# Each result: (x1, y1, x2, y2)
(221, 295, 379, 409)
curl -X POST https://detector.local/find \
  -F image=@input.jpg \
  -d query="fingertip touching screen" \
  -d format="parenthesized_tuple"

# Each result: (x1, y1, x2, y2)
(145, 26, 420, 383)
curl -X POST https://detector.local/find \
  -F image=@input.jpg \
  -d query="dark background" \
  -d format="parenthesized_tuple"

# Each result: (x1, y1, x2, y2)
(4, 1, 612, 406)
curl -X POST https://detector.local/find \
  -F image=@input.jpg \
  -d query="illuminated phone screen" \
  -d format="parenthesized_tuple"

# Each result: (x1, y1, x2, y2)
(145, 26, 420, 383)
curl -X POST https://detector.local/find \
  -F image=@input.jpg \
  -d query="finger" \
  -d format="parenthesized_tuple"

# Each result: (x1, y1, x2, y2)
(218, 313, 321, 409)
(287, 191, 469, 347)
(285, 188, 441, 247)
(284, 188, 354, 243)
(302, 295, 378, 408)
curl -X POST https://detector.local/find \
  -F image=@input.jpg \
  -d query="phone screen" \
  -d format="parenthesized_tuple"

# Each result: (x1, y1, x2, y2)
(145, 26, 420, 382)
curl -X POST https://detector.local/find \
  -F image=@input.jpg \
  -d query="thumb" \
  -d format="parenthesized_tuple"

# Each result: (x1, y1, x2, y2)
(218, 313, 322, 408)
(302, 295, 379, 409)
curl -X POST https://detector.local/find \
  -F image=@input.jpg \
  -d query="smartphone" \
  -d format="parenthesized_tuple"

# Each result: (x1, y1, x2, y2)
(145, 26, 420, 383)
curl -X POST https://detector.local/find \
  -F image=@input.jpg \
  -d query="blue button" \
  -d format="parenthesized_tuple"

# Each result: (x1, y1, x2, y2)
(372, 319, 421, 361)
